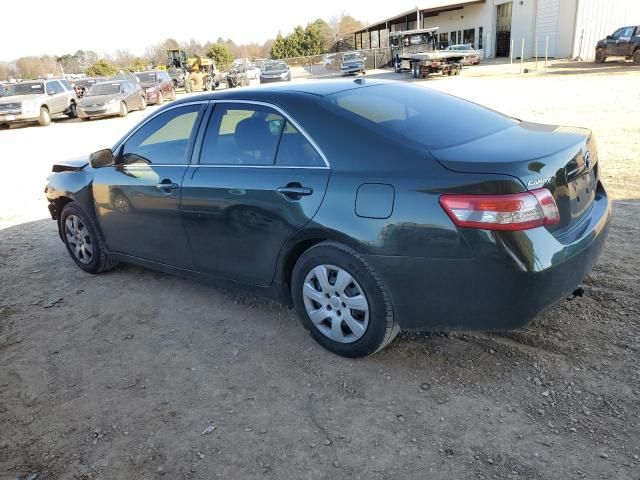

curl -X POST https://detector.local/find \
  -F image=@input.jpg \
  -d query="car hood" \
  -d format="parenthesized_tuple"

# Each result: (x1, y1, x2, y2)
(52, 157, 89, 172)
(79, 93, 121, 105)
(0, 94, 43, 103)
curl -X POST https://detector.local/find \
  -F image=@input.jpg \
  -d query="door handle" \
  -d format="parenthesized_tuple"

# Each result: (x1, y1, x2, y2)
(277, 184, 313, 200)
(156, 180, 179, 191)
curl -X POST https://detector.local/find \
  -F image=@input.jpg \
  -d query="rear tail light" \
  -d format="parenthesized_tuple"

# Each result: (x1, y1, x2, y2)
(439, 188, 560, 231)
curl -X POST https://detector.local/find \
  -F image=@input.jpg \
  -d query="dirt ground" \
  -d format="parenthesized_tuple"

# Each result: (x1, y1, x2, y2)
(1, 61, 639, 480)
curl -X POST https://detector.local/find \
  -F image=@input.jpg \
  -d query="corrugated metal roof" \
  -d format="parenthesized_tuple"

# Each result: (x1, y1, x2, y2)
(353, 0, 486, 34)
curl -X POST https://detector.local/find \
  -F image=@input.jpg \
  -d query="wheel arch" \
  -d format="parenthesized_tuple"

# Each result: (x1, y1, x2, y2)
(275, 229, 362, 305)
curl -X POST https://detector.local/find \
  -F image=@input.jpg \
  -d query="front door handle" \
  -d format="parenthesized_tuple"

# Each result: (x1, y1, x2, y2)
(156, 180, 179, 191)
(277, 184, 313, 200)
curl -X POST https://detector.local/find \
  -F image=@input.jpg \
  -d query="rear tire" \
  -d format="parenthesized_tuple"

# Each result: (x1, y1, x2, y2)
(291, 242, 399, 358)
(595, 48, 606, 64)
(38, 107, 51, 126)
(171, 88, 176, 100)
(157, 91, 164, 105)
(633, 50, 640, 65)
(60, 202, 119, 274)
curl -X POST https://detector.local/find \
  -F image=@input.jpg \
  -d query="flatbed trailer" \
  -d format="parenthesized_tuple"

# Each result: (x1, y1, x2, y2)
(391, 27, 464, 79)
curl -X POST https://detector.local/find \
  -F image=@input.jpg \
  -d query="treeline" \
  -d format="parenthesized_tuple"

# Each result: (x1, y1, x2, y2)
(0, 13, 363, 80)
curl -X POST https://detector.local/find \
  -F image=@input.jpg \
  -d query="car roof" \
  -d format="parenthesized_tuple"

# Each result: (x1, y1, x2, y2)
(178, 78, 392, 103)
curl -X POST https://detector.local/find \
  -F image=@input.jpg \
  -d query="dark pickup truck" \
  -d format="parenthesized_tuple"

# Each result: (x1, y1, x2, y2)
(595, 25, 640, 64)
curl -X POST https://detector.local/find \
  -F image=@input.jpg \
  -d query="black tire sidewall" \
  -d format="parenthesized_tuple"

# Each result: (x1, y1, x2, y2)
(291, 244, 392, 357)
(633, 50, 640, 65)
(60, 203, 102, 273)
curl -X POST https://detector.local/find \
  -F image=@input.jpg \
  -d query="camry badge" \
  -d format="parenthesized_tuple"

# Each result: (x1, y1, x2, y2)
(527, 177, 553, 188)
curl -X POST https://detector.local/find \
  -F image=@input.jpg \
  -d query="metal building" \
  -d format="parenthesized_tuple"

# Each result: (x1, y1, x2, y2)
(353, 0, 640, 60)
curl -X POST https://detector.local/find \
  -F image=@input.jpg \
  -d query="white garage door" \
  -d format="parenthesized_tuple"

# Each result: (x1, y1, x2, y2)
(535, 0, 560, 57)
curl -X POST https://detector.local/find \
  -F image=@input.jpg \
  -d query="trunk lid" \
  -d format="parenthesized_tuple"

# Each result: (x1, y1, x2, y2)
(432, 122, 599, 235)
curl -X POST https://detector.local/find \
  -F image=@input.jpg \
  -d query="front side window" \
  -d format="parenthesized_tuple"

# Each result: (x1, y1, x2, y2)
(120, 104, 202, 165)
(620, 27, 634, 40)
(200, 104, 283, 166)
(610, 28, 623, 39)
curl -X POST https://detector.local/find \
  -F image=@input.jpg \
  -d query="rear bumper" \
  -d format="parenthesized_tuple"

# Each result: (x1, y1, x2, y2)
(364, 182, 612, 331)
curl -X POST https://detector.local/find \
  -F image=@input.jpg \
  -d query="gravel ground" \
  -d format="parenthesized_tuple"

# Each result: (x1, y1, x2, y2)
(1, 61, 639, 480)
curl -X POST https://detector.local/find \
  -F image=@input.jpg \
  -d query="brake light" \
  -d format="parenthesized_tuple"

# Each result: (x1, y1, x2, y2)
(439, 188, 560, 231)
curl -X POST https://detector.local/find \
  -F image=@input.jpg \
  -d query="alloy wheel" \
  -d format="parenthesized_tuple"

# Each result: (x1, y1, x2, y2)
(302, 264, 369, 343)
(64, 214, 94, 264)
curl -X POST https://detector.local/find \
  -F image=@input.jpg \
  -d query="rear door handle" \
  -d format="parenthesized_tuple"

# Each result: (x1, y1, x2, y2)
(277, 185, 313, 200)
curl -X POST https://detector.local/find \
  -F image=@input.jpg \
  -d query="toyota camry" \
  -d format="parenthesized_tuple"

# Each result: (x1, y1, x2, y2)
(44, 79, 611, 357)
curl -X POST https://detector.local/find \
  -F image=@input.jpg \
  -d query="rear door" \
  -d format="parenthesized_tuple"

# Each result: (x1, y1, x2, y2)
(616, 26, 636, 56)
(93, 102, 206, 267)
(46, 81, 66, 114)
(181, 101, 330, 286)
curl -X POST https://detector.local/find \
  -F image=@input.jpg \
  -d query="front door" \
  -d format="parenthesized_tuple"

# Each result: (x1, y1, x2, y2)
(605, 28, 623, 56)
(92, 102, 206, 268)
(181, 101, 330, 286)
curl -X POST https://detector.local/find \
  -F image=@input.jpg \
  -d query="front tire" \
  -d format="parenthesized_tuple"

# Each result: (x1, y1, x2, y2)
(67, 102, 78, 119)
(140, 96, 147, 110)
(595, 48, 606, 64)
(157, 91, 164, 105)
(60, 202, 118, 274)
(119, 101, 128, 117)
(291, 242, 399, 358)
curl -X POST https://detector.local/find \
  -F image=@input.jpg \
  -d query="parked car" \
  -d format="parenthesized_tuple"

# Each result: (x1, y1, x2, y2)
(45, 80, 611, 358)
(74, 77, 105, 98)
(340, 52, 366, 75)
(324, 54, 339, 70)
(77, 80, 146, 120)
(135, 70, 176, 105)
(0, 79, 78, 128)
(444, 44, 482, 65)
(595, 25, 640, 64)
(246, 65, 261, 80)
(259, 61, 291, 83)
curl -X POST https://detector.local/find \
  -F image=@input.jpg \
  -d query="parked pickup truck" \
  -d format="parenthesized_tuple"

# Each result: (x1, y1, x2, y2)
(0, 79, 78, 128)
(595, 25, 640, 64)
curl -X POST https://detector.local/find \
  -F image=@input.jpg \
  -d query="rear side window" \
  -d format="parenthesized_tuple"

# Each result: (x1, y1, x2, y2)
(200, 104, 283, 166)
(120, 104, 202, 165)
(46, 81, 64, 94)
(323, 83, 517, 150)
(275, 121, 324, 167)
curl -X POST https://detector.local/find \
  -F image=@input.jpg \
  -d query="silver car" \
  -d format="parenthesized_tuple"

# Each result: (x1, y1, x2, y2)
(0, 80, 78, 128)
(77, 80, 146, 120)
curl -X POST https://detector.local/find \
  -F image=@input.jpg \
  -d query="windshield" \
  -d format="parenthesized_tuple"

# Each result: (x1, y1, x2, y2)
(135, 72, 157, 83)
(87, 83, 122, 96)
(264, 62, 287, 72)
(5, 83, 45, 96)
(323, 83, 517, 150)
(343, 54, 361, 62)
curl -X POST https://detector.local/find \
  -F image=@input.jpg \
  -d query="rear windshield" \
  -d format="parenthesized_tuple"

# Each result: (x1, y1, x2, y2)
(323, 83, 517, 149)
(264, 62, 287, 72)
(136, 72, 157, 83)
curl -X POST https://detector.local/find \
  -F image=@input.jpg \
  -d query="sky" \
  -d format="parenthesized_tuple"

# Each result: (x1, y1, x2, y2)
(0, 0, 407, 61)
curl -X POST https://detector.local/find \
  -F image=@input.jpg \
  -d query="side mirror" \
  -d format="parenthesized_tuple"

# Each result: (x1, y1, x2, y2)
(89, 149, 115, 168)
(48, 91, 55, 95)
(606, 35, 613, 40)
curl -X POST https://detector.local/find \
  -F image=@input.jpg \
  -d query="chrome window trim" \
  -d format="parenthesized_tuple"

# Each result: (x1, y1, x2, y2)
(111, 101, 209, 153)
(203, 99, 331, 169)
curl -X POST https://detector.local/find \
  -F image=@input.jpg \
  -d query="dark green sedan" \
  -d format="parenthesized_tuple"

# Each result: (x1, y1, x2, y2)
(44, 80, 611, 357)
